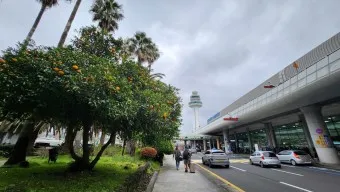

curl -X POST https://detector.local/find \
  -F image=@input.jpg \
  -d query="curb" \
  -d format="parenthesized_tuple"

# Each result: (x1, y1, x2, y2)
(145, 171, 159, 192)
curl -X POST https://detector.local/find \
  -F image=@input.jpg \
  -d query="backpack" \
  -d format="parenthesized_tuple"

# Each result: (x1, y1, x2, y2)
(183, 149, 189, 160)
(175, 150, 182, 160)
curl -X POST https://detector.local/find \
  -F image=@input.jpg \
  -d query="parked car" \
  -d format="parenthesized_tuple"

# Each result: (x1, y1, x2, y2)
(202, 149, 230, 168)
(249, 151, 281, 168)
(276, 150, 313, 166)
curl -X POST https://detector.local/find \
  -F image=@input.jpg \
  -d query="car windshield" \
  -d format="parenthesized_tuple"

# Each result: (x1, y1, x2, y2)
(263, 152, 276, 157)
(294, 151, 308, 155)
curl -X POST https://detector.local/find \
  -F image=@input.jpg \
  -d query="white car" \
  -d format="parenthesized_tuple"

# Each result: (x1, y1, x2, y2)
(202, 149, 230, 168)
(250, 151, 281, 168)
(277, 150, 313, 166)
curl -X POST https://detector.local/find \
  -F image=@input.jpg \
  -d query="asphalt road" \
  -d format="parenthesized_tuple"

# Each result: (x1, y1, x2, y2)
(191, 153, 340, 192)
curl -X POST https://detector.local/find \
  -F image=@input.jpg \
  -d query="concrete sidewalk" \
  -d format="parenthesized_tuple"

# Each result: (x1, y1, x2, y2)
(152, 155, 225, 192)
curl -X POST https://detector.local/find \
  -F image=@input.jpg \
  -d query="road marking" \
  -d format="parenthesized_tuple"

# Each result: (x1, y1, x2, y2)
(280, 182, 313, 192)
(281, 164, 295, 168)
(309, 166, 340, 173)
(195, 163, 245, 192)
(231, 166, 247, 172)
(271, 169, 304, 176)
(230, 159, 249, 163)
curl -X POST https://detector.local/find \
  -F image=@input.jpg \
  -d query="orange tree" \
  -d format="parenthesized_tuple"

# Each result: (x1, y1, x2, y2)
(0, 44, 139, 169)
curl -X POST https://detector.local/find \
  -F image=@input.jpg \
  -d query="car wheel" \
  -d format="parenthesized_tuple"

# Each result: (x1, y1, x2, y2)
(202, 158, 205, 165)
(209, 160, 213, 168)
(291, 160, 297, 166)
(260, 161, 265, 168)
(225, 165, 230, 168)
(249, 159, 253, 165)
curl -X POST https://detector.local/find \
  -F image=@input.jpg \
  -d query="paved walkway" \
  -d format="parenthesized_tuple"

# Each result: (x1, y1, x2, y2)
(0, 160, 5, 166)
(152, 155, 225, 192)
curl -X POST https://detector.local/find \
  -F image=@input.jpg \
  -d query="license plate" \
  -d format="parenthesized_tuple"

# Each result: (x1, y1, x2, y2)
(216, 160, 225, 162)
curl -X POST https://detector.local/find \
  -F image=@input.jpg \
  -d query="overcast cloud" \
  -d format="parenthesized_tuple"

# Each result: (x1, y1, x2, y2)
(1, 0, 340, 135)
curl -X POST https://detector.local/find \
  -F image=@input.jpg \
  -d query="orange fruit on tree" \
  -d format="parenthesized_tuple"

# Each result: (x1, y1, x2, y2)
(53, 67, 60, 72)
(12, 58, 18, 62)
(58, 70, 65, 76)
(72, 65, 79, 70)
(116, 86, 120, 91)
(0, 58, 6, 64)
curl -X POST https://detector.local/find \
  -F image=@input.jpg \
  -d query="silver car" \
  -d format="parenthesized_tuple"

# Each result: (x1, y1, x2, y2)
(202, 149, 230, 168)
(277, 150, 313, 166)
(249, 151, 281, 168)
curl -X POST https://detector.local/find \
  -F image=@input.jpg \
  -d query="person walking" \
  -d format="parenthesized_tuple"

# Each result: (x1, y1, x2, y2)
(182, 146, 192, 172)
(173, 146, 182, 170)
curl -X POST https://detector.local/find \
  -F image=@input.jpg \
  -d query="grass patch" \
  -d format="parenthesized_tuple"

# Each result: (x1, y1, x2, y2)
(0, 155, 147, 192)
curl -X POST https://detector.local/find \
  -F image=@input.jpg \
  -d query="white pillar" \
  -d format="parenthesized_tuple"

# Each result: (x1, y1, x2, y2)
(193, 108, 200, 133)
(223, 129, 230, 153)
(203, 140, 207, 151)
(301, 105, 340, 164)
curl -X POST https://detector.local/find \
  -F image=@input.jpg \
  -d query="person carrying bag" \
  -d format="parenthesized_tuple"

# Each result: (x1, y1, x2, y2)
(173, 146, 182, 170)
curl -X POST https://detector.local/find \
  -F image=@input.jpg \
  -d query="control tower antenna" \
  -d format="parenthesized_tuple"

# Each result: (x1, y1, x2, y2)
(189, 91, 203, 133)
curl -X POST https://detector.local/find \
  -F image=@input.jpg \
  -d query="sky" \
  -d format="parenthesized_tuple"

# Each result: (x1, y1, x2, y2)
(1, 0, 340, 135)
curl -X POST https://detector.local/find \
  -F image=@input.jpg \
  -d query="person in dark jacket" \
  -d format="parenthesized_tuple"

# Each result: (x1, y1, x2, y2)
(173, 146, 182, 170)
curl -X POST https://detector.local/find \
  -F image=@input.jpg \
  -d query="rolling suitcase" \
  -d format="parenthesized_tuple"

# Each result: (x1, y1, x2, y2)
(189, 161, 195, 173)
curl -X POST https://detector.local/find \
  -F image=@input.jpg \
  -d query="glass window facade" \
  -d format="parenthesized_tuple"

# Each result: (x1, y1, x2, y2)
(274, 122, 308, 150)
(324, 116, 340, 147)
(250, 129, 267, 150)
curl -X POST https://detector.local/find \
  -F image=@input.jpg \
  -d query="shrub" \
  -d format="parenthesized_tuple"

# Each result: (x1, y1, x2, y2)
(155, 140, 174, 155)
(140, 147, 157, 159)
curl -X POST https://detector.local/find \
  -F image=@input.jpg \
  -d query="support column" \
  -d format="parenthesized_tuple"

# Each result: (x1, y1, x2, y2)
(223, 129, 230, 153)
(264, 123, 277, 149)
(203, 139, 207, 151)
(234, 132, 239, 153)
(299, 114, 316, 158)
(193, 140, 196, 149)
(300, 105, 340, 164)
(246, 128, 253, 154)
(216, 137, 220, 149)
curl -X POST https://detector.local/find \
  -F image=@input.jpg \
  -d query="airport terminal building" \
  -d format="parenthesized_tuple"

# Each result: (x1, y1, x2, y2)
(194, 32, 340, 164)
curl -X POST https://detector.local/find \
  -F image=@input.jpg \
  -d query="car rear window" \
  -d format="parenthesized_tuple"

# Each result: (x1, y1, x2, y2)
(294, 151, 308, 155)
(263, 152, 276, 157)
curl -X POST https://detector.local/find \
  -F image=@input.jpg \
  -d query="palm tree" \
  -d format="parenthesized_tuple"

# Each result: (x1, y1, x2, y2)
(126, 32, 160, 72)
(58, 0, 82, 47)
(23, 0, 60, 47)
(149, 69, 165, 79)
(90, 0, 124, 33)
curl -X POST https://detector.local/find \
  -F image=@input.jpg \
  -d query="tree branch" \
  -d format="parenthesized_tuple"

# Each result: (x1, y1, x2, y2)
(89, 132, 115, 170)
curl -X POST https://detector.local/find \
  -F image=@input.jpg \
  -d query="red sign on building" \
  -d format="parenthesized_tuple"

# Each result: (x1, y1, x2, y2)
(223, 117, 239, 121)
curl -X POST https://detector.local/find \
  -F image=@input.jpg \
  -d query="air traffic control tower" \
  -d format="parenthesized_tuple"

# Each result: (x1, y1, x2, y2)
(189, 91, 203, 133)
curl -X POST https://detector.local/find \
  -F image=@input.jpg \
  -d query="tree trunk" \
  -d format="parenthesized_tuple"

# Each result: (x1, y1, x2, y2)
(122, 140, 126, 156)
(110, 131, 116, 145)
(67, 128, 81, 161)
(4, 119, 35, 165)
(100, 130, 105, 145)
(23, 4, 46, 48)
(89, 132, 114, 170)
(26, 121, 45, 155)
(126, 140, 136, 156)
(81, 120, 91, 168)
(58, 0, 82, 47)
